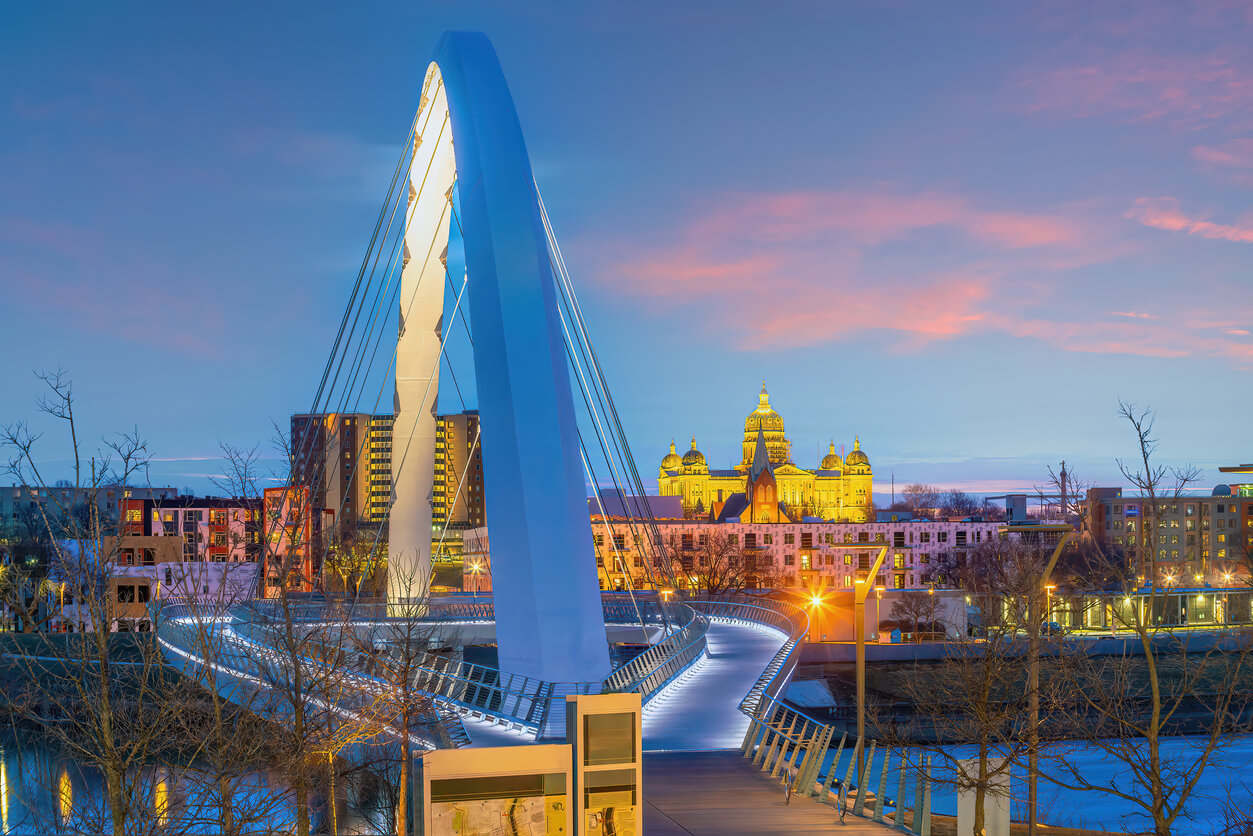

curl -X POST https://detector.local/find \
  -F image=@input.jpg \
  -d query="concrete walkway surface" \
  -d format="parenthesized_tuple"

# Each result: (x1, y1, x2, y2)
(643, 751, 898, 835)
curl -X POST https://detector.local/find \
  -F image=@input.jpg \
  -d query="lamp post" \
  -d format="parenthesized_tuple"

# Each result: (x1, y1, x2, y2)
(853, 547, 887, 776)
(874, 585, 885, 640)
(468, 560, 483, 597)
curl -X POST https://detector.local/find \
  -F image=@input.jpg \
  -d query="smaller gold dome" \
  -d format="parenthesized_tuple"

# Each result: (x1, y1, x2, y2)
(820, 440, 844, 470)
(660, 439, 682, 471)
(846, 436, 870, 467)
(681, 435, 706, 468)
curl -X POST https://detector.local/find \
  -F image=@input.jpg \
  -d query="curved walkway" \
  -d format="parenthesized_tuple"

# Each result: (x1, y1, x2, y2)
(642, 619, 787, 751)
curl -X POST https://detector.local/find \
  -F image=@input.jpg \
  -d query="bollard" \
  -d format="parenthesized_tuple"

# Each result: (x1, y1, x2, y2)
(819, 732, 847, 803)
(872, 748, 891, 822)
(852, 740, 877, 816)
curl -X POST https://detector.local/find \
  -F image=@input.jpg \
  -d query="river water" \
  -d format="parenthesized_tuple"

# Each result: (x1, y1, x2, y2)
(0, 743, 389, 835)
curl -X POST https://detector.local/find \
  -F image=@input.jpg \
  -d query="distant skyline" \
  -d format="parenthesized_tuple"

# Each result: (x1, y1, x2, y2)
(2, 2, 1250, 500)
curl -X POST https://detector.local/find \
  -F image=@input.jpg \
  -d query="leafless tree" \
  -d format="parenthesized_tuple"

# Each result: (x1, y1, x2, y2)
(879, 540, 1047, 836)
(889, 589, 942, 641)
(902, 483, 940, 520)
(1032, 402, 1253, 836)
(1, 369, 190, 836)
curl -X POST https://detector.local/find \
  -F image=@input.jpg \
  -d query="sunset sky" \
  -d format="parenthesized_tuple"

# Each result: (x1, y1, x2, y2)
(2, 1, 1250, 501)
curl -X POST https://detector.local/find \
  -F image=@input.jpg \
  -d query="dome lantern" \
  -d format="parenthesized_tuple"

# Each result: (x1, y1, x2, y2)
(820, 440, 844, 471)
(660, 439, 682, 472)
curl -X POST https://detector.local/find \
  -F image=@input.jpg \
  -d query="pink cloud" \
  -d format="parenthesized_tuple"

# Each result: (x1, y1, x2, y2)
(587, 188, 1251, 365)
(1128, 196, 1253, 243)
(1193, 138, 1253, 168)
(1016, 51, 1253, 130)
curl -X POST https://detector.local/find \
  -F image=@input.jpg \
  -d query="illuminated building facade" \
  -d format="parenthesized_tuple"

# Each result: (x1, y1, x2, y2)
(657, 383, 872, 522)
(474, 517, 1005, 592)
(1087, 477, 1253, 583)
(290, 410, 485, 559)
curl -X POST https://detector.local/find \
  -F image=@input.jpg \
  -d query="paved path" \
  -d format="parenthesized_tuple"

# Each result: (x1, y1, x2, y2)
(643, 751, 897, 835)
(642, 620, 786, 751)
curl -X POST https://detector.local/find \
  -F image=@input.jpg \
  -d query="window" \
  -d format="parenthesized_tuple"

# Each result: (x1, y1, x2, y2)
(921, 532, 931, 544)
(137, 585, 150, 603)
(784, 554, 795, 566)
(938, 532, 949, 543)
(956, 531, 967, 546)
(894, 573, 905, 589)
(801, 554, 810, 570)
(825, 533, 835, 545)
(801, 532, 813, 549)
(613, 535, 625, 550)
(745, 533, 757, 549)
(125, 509, 142, 523)
(894, 532, 905, 547)
(594, 534, 604, 547)
(894, 553, 905, 569)
(117, 585, 135, 603)
(844, 554, 852, 565)
(874, 532, 885, 543)
(764, 534, 773, 545)
(784, 533, 795, 545)
(844, 532, 854, 544)
(844, 576, 852, 587)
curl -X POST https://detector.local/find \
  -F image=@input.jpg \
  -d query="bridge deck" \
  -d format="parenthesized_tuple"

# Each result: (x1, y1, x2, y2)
(642, 620, 786, 751)
(643, 751, 897, 835)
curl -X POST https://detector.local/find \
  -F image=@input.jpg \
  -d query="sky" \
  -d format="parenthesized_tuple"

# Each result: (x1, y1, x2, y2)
(1, 1, 1250, 502)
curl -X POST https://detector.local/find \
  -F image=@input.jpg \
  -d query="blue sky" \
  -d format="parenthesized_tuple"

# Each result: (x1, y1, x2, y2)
(1, 1, 1250, 500)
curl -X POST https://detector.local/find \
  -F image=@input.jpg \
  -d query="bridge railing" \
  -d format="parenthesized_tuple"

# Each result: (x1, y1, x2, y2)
(684, 594, 809, 717)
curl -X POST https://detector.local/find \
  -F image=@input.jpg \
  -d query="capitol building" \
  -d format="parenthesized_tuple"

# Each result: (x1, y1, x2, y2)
(658, 383, 873, 523)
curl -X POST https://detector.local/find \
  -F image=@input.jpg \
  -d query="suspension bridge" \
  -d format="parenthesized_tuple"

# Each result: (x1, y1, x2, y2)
(154, 30, 929, 833)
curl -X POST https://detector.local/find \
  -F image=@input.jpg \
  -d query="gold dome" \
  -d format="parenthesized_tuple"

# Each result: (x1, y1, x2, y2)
(660, 439, 682, 472)
(820, 441, 844, 471)
(681, 436, 707, 471)
(846, 436, 870, 469)
(741, 381, 790, 467)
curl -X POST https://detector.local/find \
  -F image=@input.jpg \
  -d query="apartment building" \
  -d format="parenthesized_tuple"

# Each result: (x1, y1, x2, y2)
(464, 517, 1008, 593)
(1087, 484, 1253, 582)
(291, 410, 485, 560)
(1, 484, 178, 535)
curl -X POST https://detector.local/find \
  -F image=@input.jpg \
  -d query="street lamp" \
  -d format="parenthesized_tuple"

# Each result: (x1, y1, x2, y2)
(1044, 584, 1055, 623)
(874, 586, 885, 640)
(468, 560, 484, 597)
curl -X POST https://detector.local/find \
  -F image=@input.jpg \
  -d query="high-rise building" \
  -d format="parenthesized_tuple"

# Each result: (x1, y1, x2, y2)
(433, 411, 484, 558)
(290, 413, 394, 528)
(290, 410, 485, 559)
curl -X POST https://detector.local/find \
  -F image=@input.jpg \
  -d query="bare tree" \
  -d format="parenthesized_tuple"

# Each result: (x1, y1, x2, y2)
(940, 489, 980, 519)
(881, 539, 1047, 836)
(1, 369, 190, 836)
(902, 483, 940, 520)
(1032, 402, 1253, 836)
(889, 589, 942, 641)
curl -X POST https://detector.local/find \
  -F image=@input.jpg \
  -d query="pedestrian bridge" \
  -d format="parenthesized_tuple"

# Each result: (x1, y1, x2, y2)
(154, 593, 803, 751)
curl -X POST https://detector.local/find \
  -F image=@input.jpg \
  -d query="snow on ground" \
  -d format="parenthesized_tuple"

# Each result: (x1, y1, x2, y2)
(815, 735, 1253, 833)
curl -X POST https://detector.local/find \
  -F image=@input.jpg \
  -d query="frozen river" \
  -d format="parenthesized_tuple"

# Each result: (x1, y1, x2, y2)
(816, 733, 1251, 833)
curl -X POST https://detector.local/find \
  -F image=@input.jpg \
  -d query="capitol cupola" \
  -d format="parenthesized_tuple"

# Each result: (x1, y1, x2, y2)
(739, 381, 791, 470)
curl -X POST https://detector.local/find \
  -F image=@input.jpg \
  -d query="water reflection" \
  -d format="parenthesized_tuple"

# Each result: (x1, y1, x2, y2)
(0, 739, 389, 835)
